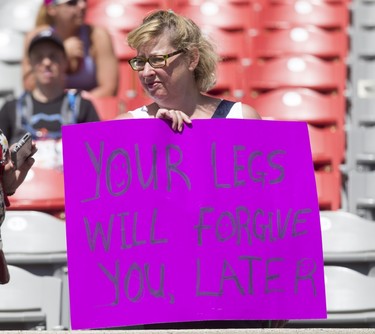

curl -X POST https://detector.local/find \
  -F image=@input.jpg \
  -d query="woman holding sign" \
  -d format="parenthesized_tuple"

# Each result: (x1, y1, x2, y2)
(117, 9, 286, 329)
(117, 9, 260, 128)
(0, 130, 36, 284)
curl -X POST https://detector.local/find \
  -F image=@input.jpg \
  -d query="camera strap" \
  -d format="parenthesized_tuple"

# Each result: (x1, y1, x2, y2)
(15, 90, 81, 141)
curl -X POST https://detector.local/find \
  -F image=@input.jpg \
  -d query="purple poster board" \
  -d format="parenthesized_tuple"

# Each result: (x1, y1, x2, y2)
(62, 118, 326, 330)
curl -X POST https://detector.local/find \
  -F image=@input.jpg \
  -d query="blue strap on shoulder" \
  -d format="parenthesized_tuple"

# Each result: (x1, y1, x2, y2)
(211, 100, 235, 118)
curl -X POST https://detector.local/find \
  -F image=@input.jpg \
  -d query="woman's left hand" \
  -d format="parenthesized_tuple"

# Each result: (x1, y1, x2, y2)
(3, 143, 37, 195)
(155, 108, 192, 132)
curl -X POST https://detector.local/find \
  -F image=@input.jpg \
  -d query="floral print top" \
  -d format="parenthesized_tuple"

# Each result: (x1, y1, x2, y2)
(0, 129, 9, 229)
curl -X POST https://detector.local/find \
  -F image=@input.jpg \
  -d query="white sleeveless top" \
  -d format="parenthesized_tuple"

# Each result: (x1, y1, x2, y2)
(128, 102, 244, 119)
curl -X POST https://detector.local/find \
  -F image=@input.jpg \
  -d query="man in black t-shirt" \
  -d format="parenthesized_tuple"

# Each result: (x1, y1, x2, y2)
(0, 29, 99, 172)
(0, 28, 99, 144)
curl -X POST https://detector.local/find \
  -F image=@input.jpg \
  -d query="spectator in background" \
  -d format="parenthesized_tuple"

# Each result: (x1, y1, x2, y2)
(0, 130, 36, 284)
(22, 0, 119, 98)
(0, 29, 99, 169)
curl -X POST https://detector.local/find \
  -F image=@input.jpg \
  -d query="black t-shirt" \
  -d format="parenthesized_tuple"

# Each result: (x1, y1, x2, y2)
(0, 92, 100, 143)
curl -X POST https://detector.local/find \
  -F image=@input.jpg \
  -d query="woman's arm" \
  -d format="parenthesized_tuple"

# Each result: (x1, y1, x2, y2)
(89, 26, 119, 98)
(242, 103, 262, 120)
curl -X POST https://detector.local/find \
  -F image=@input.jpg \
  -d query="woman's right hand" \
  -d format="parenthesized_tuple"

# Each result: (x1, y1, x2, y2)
(63, 36, 84, 73)
(155, 108, 192, 132)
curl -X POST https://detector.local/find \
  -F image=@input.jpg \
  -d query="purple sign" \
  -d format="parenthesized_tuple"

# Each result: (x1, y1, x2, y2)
(62, 118, 326, 330)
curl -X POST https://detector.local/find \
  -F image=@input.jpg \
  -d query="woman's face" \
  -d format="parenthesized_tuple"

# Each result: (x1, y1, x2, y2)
(136, 37, 192, 107)
(49, 0, 87, 27)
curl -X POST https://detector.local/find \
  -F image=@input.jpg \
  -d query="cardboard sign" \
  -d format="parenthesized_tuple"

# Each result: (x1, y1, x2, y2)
(62, 119, 326, 330)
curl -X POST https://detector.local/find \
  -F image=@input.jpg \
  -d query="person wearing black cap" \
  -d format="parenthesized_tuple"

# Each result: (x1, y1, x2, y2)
(0, 29, 99, 169)
(28, 28, 66, 57)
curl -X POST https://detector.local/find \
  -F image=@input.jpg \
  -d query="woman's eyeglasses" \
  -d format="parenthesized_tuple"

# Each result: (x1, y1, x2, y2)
(128, 49, 185, 71)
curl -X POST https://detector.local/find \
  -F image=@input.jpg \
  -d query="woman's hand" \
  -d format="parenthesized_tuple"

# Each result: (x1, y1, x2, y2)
(3, 143, 37, 195)
(155, 108, 192, 132)
(63, 36, 84, 73)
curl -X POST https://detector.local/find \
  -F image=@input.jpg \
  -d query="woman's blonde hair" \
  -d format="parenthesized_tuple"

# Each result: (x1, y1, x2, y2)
(127, 10, 220, 92)
(35, 4, 54, 27)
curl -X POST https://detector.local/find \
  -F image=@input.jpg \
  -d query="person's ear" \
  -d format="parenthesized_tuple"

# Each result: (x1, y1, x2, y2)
(188, 47, 199, 71)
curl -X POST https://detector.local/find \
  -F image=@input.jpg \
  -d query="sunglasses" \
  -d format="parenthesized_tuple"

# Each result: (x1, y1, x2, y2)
(56, 0, 86, 6)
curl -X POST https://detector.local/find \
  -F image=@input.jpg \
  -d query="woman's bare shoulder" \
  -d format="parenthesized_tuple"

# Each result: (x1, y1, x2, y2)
(116, 112, 134, 120)
(242, 103, 262, 120)
(90, 24, 112, 41)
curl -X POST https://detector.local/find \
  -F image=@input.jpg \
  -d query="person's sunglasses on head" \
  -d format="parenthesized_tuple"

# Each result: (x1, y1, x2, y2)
(45, 0, 86, 6)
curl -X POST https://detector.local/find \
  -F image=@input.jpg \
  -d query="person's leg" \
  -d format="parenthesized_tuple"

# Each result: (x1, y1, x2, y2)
(0, 249, 10, 284)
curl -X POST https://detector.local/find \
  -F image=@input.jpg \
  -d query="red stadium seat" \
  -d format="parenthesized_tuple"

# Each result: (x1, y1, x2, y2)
(252, 25, 348, 60)
(118, 61, 152, 112)
(118, 60, 142, 100)
(257, 0, 349, 30)
(246, 55, 347, 93)
(315, 170, 342, 210)
(308, 124, 345, 168)
(85, 1, 154, 32)
(108, 29, 135, 61)
(120, 0, 167, 6)
(176, 1, 254, 31)
(9, 167, 65, 218)
(88, 95, 125, 120)
(208, 60, 246, 99)
(202, 26, 252, 60)
(174, 0, 255, 5)
(250, 88, 346, 169)
(268, 0, 350, 4)
(249, 87, 346, 128)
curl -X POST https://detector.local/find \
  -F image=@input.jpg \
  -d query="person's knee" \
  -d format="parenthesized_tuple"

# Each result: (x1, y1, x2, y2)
(0, 250, 10, 284)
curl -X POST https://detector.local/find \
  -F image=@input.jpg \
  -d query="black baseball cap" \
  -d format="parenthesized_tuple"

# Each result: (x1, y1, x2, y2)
(28, 29, 66, 55)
